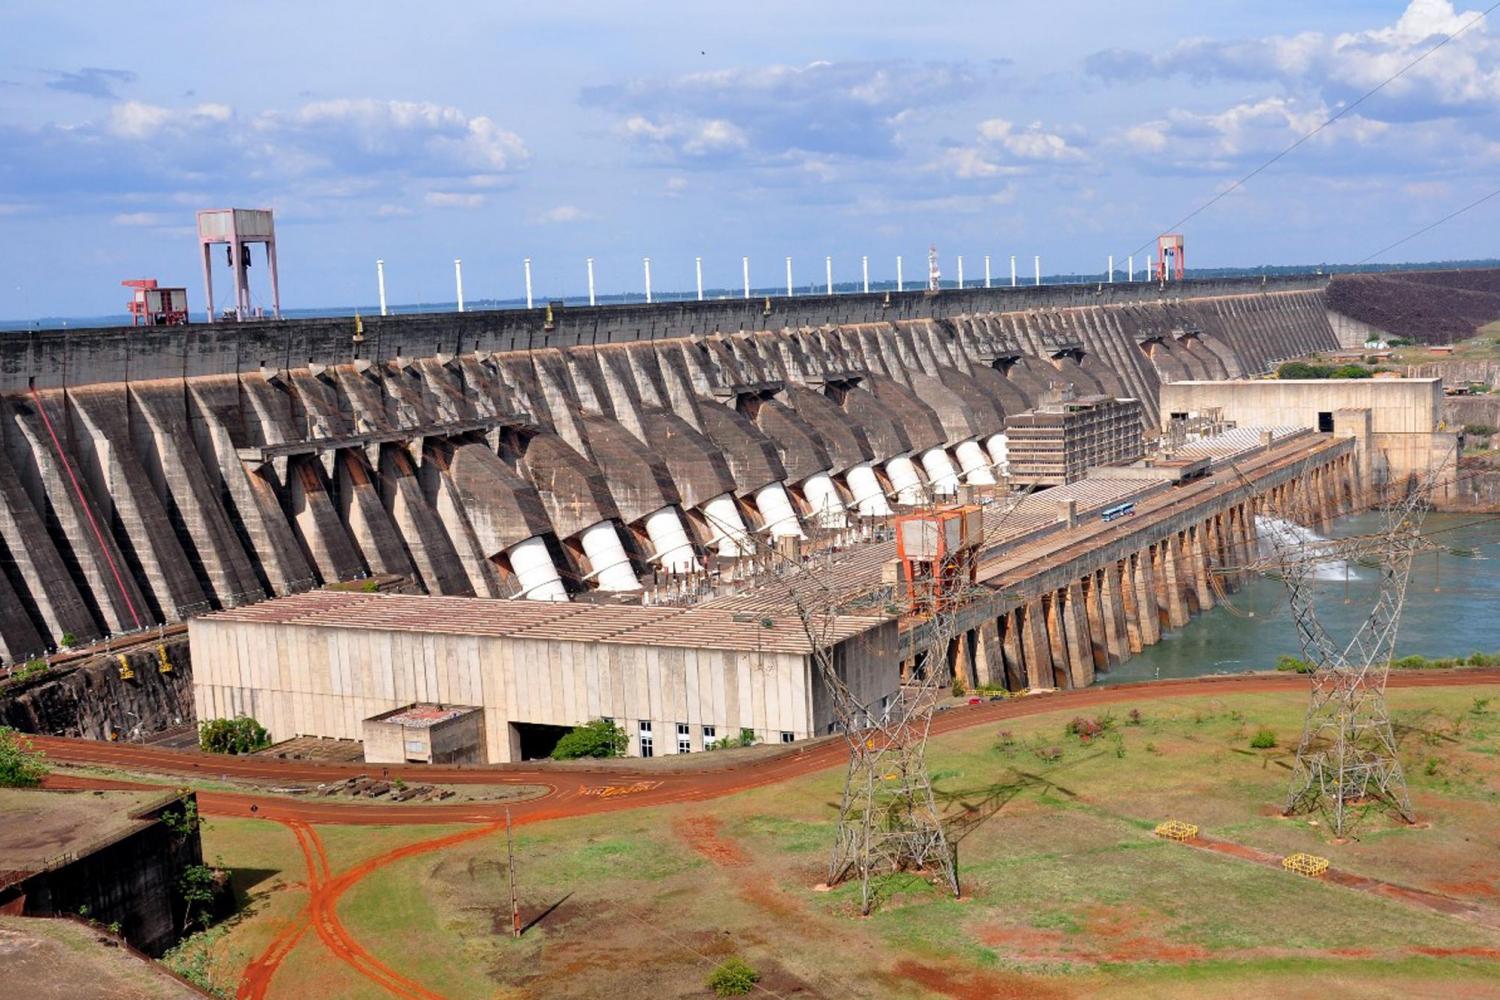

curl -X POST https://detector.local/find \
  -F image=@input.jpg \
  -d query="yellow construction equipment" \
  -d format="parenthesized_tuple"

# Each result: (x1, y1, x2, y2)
(156, 644, 172, 674)
(1154, 820, 1199, 841)
(116, 653, 134, 681)
(1281, 852, 1330, 877)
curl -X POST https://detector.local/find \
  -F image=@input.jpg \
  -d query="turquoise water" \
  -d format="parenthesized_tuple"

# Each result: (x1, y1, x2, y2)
(1096, 512, 1500, 684)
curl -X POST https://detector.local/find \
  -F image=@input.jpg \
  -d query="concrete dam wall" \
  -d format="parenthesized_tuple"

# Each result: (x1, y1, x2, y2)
(0, 277, 1337, 663)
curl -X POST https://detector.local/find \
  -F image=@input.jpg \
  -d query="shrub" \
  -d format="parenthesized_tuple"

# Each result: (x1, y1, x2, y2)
(0, 727, 47, 787)
(59, 632, 77, 649)
(707, 957, 760, 997)
(550, 718, 628, 760)
(1329, 363, 1372, 379)
(1250, 727, 1277, 749)
(1276, 655, 1314, 674)
(1126, 708, 1143, 726)
(8, 657, 48, 684)
(1065, 716, 1108, 740)
(1277, 361, 1327, 379)
(1034, 745, 1063, 762)
(951, 677, 966, 698)
(198, 716, 271, 755)
(1472, 697, 1491, 716)
(995, 729, 1016, 751)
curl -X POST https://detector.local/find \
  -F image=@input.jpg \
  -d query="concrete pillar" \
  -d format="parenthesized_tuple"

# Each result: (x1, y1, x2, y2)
(1101, 561, 1130, 664)
(1134, 548, 1161, 646)
(1083, 573, 1110, 670)
(1021, 600, 1053, 690)
(1121, 554, 1144, 653)
(1191, 524, 1216, 611)
(1063, 581, 1095, 687)
(1045, 592, 1071, 689)
(1001, 610, 1026, 690)
(1161, 537, 1189, 629)
(975, 617, 1003, 687)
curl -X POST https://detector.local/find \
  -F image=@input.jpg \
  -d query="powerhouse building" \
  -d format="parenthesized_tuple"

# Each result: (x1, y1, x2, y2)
(189, 590, 898, 761)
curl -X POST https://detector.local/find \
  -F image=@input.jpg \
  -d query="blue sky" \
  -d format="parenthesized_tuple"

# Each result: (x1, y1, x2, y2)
(1, 1, 1497, 319)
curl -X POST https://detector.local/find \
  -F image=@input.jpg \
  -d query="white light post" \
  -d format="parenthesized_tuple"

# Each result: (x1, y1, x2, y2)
(896, 255, 904, 292)
(587, 257, 596, 306)
(957, 255, 965, 290)
(643, 256, 653, 303)
(742, 256, 750, 299)
(695, 257, 704, 301)
(785, 256, 793, 297)
(1128, 255, 1135, 282)
(825, 255, 833, 295)
(984, 255, 992, 288)
(524, 257, 533, 309)
(1107, 255, 1114, 283)
(454, 258, 465, 312)
(1009, 254, 1017, 287)
(1034, 255, 1041, 286)
(376, 259, 387, 317)
(861, 255, 869, 293)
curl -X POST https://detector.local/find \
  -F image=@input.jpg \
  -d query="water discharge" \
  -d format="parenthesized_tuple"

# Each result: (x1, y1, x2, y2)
(1098, 512, 1500, 684)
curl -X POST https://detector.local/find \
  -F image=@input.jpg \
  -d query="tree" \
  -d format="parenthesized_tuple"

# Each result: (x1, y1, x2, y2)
(1329, 363, 1372, 379)
(177, 864, 218, 933)
(0, 727, 47, 787)
(550, 719, 628, 760)
(198, 716, 270, 755)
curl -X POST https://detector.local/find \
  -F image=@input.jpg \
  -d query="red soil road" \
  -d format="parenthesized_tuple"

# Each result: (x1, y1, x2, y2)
(32, 669, 1500, 826)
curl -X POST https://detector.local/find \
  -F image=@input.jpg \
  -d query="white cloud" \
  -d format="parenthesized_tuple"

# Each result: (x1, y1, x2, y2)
(424, 191, 487, 208)
(535, 204, 590, 223)
(976, 119, 1086, 162)
(110, 211, 171, 226)
(1087, 1, 1500, 126)
(934, 118, 1087, 180)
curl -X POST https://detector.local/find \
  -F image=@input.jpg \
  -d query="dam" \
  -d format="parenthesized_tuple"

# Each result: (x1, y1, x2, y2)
(0, 271, 1394, 754)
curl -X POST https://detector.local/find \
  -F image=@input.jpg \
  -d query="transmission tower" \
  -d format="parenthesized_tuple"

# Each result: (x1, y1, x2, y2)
(1257, 478, 1435, 836)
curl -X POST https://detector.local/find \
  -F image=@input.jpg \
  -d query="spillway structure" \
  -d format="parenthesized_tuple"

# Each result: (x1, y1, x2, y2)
(0, 275, 1338, 666)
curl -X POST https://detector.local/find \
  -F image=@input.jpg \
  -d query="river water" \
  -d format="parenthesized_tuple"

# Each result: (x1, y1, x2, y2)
(1097, 512, 1500, 684)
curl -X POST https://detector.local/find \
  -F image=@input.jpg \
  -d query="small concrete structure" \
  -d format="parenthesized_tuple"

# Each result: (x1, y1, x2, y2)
(363, 703, 485, 764)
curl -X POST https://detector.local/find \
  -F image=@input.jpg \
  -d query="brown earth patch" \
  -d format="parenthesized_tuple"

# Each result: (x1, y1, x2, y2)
(678, 814, 749, 867)
(890, 958, 1068, 1000)
(979, 905, 1209, 966)
(1434, 880, 1500, 900)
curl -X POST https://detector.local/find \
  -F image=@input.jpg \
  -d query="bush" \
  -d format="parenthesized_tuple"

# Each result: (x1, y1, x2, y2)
(198, 716, 271, 755)
(8, 657, 48, 684)
(0, 727, 47, 787)
(707, 957, 760, 997)
(1329, 363, 1372, 379)
(1250, 727, 1277, 750)
(1275, 655, 1314, 674)
(550, 718, 628, 760)
(1126, 708, 1143, 726)
(1065, 715, 1112, 740)
(1277, 361, 1327, 379)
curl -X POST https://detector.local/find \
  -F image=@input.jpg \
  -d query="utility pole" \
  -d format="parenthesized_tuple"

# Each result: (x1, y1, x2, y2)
(506, 807, 520, 939)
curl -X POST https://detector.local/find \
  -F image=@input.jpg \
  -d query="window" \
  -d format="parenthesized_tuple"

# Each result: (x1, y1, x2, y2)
(702, 725, 716, 747)
(677, 723, 691, 754)
(1318, 412, 1334, 433)
(639, 720, 653, 759)
(780, 731, 795, 744)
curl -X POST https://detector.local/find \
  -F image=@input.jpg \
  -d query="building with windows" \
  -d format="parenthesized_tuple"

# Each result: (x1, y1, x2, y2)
(1004, 395, 1144, 486)
(190, 590, 899, 761)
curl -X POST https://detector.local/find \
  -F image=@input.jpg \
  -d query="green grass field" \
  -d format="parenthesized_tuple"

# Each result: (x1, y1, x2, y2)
(184, 684, 1500, 998)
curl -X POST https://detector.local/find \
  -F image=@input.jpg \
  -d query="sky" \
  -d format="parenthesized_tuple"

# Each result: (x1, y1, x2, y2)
(1, 0, 1498, 319)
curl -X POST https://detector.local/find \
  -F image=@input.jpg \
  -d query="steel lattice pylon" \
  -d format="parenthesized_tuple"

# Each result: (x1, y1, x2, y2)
(821, 600, 961, 915)
(1261, 479, 1433, 836)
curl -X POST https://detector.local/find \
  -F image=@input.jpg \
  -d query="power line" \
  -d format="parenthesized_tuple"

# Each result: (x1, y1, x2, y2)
(1126, 0, 1500, 259)
(1358, 185, 1500, 264)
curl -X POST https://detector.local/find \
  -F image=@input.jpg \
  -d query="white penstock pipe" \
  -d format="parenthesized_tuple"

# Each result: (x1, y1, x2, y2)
(844, 462, 890, 516)
(885, 455, 924, 505)
(644, 506, 698, 574)
(754, 482, 804, 539)
(580, 521, 641, 591)
(985, 433, 1010, 476)
(955, 439, 996, 485)
(702, 493, 752, 557)
(802, 471, 846, 529)
(508, 536, 567, 601)
(920, 447, 961, 496)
